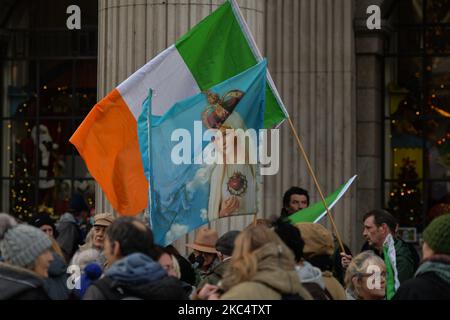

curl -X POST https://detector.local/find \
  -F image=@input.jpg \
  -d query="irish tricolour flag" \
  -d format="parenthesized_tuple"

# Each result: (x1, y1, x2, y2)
(70, 0, 288, 216)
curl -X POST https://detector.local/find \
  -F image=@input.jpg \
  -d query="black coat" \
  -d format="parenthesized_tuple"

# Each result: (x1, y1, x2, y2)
(393, 255, 450, 300)
(44, 253, 70, 300)
(393, 272, 450, 300)
(83, 275, 189, 300)
(56, 213, 82, 262)
(174, 254, 196, 286)
(0, 263, 49, 300)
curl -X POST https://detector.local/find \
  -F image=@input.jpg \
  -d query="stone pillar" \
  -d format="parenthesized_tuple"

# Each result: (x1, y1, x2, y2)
(96, 0, 265, 252)
(354, 0, 390, 249)
(264, 0, 357, 250)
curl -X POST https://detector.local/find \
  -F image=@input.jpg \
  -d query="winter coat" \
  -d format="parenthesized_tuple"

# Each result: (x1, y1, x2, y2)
(296, 261, 332, 300)
(43, 253, 70, 300)
(393, 254, 450, 300)
(220, 243, 312, 300)
(193, 256, 220, 287)
(393, 238, 418, 284)
(296, 261, 325, 289)
(56, 213, 82, 262)
(83, 253, 188, 300)
(332, 241, 352, 285)
(345, 289, 357, 300)
(72, 262, 103, 299)
(363, 238, 418, 285)
(174, 254, 196, 286)
(70, 246, 106, 270)
(305, 253, 347, 300)
(0, 262, 49, 300)
(322, 271, 347, 300)
(198, 258, 231, 289)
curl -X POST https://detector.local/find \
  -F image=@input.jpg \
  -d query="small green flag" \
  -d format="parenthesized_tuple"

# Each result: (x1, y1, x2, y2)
(383, 245, 396, 300)
(287, 175, 357, 224)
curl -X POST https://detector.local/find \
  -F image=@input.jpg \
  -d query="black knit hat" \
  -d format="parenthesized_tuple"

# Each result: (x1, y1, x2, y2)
(31, 214, 56, 233)
(215, 230, 240, 256)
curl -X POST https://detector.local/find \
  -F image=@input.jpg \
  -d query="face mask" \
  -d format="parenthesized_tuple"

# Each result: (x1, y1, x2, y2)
(191, 254, 205, 269)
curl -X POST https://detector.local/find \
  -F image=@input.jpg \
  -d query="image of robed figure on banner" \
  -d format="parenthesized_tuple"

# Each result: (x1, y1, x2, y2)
(138, 61, 267, 246)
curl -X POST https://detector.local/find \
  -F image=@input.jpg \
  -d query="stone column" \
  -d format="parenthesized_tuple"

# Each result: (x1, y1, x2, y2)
(264, 0, 357, 249)
(354, 0, 390, 248)
(96, 0, 265, 252)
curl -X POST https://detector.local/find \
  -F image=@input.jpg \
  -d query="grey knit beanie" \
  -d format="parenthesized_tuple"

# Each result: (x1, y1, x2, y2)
(0, 214, 52, 268)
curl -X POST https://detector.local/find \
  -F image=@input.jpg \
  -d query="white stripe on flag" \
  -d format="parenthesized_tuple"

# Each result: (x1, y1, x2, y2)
(117, 45, 200, 119)
(313, 175, 358, 223)
(230, 0, 289, 124)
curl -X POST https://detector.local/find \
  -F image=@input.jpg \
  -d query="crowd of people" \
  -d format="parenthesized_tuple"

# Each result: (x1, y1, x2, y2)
(0, 188, 449, 300)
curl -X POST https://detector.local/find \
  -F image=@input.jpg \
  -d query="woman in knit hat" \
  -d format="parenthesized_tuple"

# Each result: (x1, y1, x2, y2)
(32, 213, 71, 300)
(393, 213, 450, 300)
(0, 213, 54, 300)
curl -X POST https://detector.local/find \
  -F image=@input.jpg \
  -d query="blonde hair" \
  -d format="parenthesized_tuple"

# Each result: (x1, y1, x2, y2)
(344, 251, 385, 297)
(171, 254, 182, 279)
(221, 225, 296, 291)
(50, 238, 65, 261)
(78, 228, 95, 252)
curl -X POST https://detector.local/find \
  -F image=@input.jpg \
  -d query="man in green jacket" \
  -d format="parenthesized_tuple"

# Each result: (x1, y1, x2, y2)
(197, 231, 240, 290)
(341, 210, 418, 298)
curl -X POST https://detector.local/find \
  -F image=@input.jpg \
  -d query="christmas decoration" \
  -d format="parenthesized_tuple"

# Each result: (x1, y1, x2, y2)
(388, 157, 423, 228)
(10, 134, 36, 222)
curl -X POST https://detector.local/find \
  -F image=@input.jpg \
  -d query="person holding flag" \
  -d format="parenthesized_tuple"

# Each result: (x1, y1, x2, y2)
(281, 185, 354, 285)
(280, 187, 310, 219)
(340, 209, 417, 299)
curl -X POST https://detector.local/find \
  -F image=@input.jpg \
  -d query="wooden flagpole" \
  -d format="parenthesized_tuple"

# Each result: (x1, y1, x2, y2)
(286, 117, 346, 253)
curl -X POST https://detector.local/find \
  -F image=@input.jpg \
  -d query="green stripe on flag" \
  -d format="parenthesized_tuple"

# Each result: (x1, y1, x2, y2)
(287, 175, 357, 224)
(265, 86, 286, 128)
(383, 245, 396, 300)
(176, 2, 256, 90)
(175, 1, 286, 128)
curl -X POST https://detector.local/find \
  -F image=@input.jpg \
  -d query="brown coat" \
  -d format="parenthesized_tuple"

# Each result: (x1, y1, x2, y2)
(322, 271, 347, 300)
(220, 243, 312, 300)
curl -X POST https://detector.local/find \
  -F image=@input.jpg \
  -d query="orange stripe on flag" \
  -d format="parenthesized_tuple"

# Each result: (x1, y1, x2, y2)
(70, 89, 148, 216)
